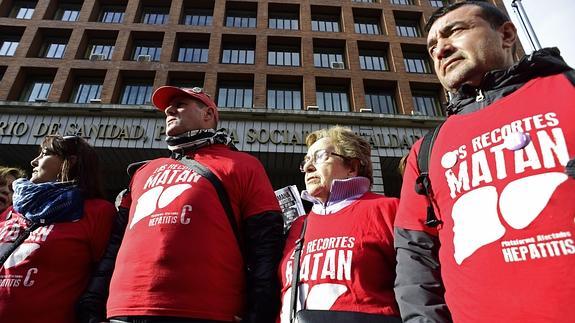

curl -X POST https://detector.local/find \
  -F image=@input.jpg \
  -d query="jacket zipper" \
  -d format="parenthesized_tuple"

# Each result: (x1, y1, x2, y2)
(475, 89, 485, 102)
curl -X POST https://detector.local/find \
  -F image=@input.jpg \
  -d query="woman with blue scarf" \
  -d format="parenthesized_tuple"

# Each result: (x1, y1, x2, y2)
(0, 135, 115, 323)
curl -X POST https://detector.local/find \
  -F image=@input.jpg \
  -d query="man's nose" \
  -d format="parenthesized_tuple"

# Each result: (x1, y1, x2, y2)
(434, 38, 455, 61)
(165, 105, 176, 116)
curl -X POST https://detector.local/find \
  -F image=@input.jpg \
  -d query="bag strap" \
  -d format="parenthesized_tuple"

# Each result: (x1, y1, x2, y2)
(415, 123, 444, 228)
(0, 212, 40, 268)
(564, 70, 575, 86)
(178, 156, 244, 258)
(290, 217, 308, 323)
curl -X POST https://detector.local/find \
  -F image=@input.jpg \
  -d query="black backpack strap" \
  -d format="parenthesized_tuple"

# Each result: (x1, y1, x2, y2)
(290, 217, 308, 323)
(178, 156, 244, 258)
(415, 123, 445, 228)
(126, 160, 150, 178)
(564, 69, 575, 86)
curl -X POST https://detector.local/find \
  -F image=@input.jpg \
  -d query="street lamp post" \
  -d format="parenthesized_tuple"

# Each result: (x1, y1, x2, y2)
(511, 0, 542, 51)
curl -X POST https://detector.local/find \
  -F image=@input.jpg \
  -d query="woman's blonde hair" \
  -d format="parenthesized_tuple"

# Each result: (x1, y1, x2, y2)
(305, 126, 373, 185)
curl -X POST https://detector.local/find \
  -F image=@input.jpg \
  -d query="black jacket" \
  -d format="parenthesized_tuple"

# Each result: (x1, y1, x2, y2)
(77, 161, 285, 323)
(394, 48, 573, 323)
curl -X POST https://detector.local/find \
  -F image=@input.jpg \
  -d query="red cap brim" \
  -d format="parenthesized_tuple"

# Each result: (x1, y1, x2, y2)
(152, 86, 190, 111)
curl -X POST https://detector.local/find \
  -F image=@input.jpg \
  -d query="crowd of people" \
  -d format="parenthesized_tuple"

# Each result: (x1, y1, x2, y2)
(0, 1, 573, 323)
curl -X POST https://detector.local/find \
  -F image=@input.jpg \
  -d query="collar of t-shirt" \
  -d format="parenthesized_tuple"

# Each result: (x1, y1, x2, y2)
(301, 176, 370, 215)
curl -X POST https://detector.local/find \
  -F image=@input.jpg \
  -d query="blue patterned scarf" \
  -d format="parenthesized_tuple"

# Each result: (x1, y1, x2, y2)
(12, 178, 84, 224)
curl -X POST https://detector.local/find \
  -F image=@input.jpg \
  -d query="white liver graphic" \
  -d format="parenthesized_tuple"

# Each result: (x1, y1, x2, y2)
(499, 172, 568, 229)
(129, 184, 193, 229)
(4, 243, 40, 268)
(279, 283, 347, 323)
(130, 186, 164, 229)
(158, 184, 192, 208)
(452, 186, 505, 265)
(305, 283, 348, 310)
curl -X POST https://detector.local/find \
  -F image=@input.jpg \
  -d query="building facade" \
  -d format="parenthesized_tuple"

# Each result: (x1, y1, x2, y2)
(0, 0, 515, 198)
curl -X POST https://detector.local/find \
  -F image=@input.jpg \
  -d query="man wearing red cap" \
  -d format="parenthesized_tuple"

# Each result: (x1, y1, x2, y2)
(78, 87, 284, 323)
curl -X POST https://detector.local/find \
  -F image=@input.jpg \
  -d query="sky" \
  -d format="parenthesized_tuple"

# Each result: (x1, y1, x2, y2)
(502, 0, 575, 67)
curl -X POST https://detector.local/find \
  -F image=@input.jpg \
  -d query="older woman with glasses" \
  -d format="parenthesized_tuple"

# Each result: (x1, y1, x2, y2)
(277, 126, 401, 323)
(0, 135, 115, 323)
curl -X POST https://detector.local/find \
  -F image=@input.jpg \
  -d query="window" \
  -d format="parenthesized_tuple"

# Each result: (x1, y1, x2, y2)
(269, 14, 298, 30)
(354, 17, 381, 35)
(183, 9, 212, 26)
(133, 41, 161, 61)
(170, 80, 203, 89)
(141, 7, 169, 25)
(21, 78, 52, 102)
(396, 20, 421, 37)
(121, 81, 153, 104)
(218, 84, 253, 108)
(42, 39, 67, 58)
(72, 80, 102, 103)
(0, 37, 19, 56)
(312, 15, 340, 32)
(11, 2, 35, 19)
(316, 86, 350, 112)
(221, 46, 254, 64)
(359, 49, 388, 71)
(391, 0, 414, 4)
(267, 84, 301, 110)
(429, 0, 444, 8)
(178, 43, 208, 63)
(413, 91, 443, 116)
(268, 46, 300, 67)
(365, 90, 396, 114)
(353, 0, 377, 2)
(86, 41, 114, 60)
(314, 48, 345, 68)
(404, 52, 432, 73)
(225, 11, 256, 28)
(55, 4, 80, 21)
(99, 6, 124, 23)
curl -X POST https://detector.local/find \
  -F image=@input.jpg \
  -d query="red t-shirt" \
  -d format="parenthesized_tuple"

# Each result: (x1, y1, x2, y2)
(278, 192, 400, 323)
(395, 74, 575, 321)
(0, 199, 115, 323)
(107, 145, 281, 321)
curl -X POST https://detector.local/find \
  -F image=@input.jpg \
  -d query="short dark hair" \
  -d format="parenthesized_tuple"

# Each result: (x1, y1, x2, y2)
(40, 135, 104, 199)
(425, 1, 511, 33)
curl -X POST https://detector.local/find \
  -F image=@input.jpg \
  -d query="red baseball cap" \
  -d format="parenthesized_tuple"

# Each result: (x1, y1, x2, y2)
(152, 86, 219, 121)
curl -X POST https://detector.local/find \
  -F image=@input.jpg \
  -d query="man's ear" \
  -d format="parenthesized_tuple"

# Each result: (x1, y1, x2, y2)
(204, 107, 216, 122)
(499, 21, 517, 51)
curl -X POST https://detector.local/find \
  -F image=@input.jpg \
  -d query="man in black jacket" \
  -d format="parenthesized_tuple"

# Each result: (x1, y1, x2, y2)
(78, 86, 285, 323)
(394, 1, 574, 322)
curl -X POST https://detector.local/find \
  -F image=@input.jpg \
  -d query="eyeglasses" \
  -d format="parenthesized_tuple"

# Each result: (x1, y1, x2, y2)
(299, 149, 348, 172)
(62, 135, 81, 143)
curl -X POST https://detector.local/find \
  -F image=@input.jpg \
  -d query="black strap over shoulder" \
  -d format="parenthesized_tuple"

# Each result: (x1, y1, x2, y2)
(178, 156, 244, 258)
(126, 160, 150, 178)
(415, 123, 444, 228)
(564, 69, 575, 86)
(290, 217, 308, 323)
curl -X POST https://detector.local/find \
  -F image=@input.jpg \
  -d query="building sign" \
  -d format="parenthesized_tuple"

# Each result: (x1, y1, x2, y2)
(0, 114, 426, 156)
